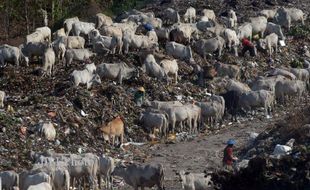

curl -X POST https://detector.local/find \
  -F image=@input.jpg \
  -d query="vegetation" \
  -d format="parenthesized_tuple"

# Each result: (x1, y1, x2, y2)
(290, 59, 304, 68)
(289, 24, 310, 40)
(0, 0, 149, 40)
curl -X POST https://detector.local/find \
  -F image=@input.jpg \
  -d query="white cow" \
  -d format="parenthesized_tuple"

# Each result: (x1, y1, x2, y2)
(260, 9, 277, 20)
(72, 21, 95, 36)
(160, 59, 178, 84)
(250, 16, 267, 37)
(202, 9, 216, 21)
(0, 44, 29, 67)
(237, 23, 252, 40)
(64, 48, 96, 67)
(258, 33, 278, 56)
(184, 7, 196, 23)
(228, 10, 237, 28)
(35, 26, 51, 42)
(222, 28, 239, 56)
(53, 28, 66, 40)
(239, 90, 275, 116)
(71, 68, 101, 89)
(275, 80, 306, 103)
(193, 36, 226, 59)
(123, 30, 158, 53)
(165, 41, 193, 62)
(96, 13, 113, 28)
(27, 182, 52, 190)
(42, 47, 56, 76)
(139, 110, 168, 137)
(143, 54, 167, 81)
(96, 62, 136, 85)
(64, 17, 79, 35)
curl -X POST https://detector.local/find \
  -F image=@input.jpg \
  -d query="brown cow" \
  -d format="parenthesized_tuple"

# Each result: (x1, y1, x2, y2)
(99, 116, 124, 146)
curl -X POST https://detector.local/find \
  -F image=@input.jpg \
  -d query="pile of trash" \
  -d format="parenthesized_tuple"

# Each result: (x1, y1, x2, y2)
(212, 106, 310, 190)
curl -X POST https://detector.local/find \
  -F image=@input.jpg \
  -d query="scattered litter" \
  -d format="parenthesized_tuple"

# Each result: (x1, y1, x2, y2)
(279, 40, 286, 47)
(80, 110, 88, 117)
(272, 144, 292, 156)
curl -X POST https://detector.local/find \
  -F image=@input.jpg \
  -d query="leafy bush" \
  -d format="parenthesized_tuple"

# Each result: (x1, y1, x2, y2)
(290, 59, 303, 68)
(289, 24, 310, 39)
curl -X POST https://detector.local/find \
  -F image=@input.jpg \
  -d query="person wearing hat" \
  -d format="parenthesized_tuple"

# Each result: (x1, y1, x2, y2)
(241, 37, 256, 57)
(222, 139, 238, 171)
(134, 87, 146, 106)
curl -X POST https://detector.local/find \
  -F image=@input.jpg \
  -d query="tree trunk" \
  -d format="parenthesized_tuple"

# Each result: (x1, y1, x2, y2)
(25, 0, 30, 34)
(5, 0, 11, 40)
(51, 0, 55, 24)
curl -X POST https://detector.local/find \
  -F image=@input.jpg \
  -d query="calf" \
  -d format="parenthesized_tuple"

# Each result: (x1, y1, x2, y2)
(112, 163, 165, 190)
(99, 116, 124, 146)
(178, 170, 213, 190)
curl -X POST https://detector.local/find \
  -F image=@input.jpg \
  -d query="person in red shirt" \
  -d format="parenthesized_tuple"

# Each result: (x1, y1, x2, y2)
(241, 38, 256, 57)
(223, 139, 238, 171)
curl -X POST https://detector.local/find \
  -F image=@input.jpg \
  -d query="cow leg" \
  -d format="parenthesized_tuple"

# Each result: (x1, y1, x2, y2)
(98, 174, 101, 189)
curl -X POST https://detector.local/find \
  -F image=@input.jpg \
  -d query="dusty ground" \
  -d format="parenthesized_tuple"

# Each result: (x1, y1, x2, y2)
(115, 96, 309, 189)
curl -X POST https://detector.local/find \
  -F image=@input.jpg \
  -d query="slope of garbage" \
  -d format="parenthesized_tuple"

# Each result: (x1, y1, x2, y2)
(0, 0, 309, 189)
(212, 106, 310, 190)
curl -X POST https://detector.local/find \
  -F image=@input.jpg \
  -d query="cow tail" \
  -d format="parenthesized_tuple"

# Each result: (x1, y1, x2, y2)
(159, 164, 165, 190)
(15, 173, 19, 188)
(64, 169, 70, 190)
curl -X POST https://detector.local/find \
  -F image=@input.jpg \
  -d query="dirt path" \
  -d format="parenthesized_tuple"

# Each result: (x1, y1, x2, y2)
(137, 112, 286, 189)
